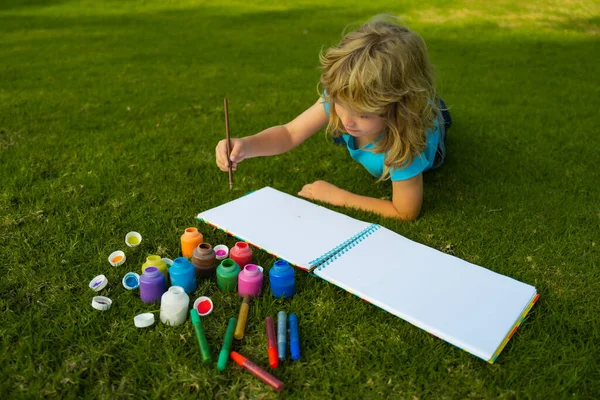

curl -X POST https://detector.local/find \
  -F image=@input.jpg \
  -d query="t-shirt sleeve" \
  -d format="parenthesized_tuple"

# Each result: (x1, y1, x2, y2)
(390, 153, 429, 181)
(321, 97, 330, 116)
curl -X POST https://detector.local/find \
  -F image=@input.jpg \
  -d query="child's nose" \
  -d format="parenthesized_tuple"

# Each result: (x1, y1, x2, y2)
(342, 116, 355, 127)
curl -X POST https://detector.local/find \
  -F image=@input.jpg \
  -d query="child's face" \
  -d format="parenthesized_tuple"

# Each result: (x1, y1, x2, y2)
(334, 102, 386, 138)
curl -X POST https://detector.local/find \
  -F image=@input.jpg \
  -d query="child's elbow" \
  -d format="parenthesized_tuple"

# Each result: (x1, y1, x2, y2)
(392, 204, 422, 221)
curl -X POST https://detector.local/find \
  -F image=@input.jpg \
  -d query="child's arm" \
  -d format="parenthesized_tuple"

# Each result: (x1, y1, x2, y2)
(216, 99, 328, 172)
(298, 174, 423, 221)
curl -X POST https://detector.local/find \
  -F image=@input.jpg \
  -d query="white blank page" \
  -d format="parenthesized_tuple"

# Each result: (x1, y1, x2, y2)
(314, 226, 537, 361)
(197, 187, 370, 270)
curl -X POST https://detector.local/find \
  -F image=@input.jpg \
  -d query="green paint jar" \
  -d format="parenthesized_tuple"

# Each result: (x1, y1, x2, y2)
(216, 259, 241, 293)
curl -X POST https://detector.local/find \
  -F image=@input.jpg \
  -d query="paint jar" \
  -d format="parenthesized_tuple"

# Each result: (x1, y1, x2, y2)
(192, 243, 217, 278)
(139, 266, 166, 303)
(160, 286, 190, 326)
(216, 259, 241, 293)
(142, 255, 169, 285)
(238, 264, 264, 297)
(181, 227, 203, 258)
(169, 257, 197, 294)
(269, 260, 295, 299)
(230, 242, 252, 268)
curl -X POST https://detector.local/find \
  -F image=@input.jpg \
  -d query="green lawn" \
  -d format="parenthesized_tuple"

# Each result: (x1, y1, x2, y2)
(1, 0, 599, 398)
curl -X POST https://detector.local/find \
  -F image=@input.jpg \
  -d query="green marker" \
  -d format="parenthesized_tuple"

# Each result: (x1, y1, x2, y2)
(217, 317, 237, 371)
(190, 309, 211, 364)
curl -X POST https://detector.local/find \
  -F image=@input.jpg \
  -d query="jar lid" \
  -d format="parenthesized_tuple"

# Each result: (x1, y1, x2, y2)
(122, 272, 140, 290)
(89, 275, 108, 291)
(134, 313, 155, 328)
(125, 231, 142, 248)
(193, 296, 214, 316)
(108, 250, 126, 267)
(91, 296, 112, 311)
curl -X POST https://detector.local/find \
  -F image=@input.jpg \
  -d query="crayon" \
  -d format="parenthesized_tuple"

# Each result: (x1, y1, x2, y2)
(230, 351, 284, 392)
(234, 295, 250, 340)
(277, 311, 287, 360)
(265, 316, 279, 368)
(190, 309, 211, 364)
(217, 317, 237, 371)
(289, 313, 300, 361)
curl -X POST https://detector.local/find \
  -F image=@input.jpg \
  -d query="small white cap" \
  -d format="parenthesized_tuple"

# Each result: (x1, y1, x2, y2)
(162, 258, 174, 267)
(193, 296, 214, 316)
(92, 296, 112, 311)
(89, 275, 108, 291)
(108, 250, 126, 267)
(214, 244, 229, 260)
(125, 231, 142, 248)
(134, 313, 155, 328)
(122, 272, 140, 290)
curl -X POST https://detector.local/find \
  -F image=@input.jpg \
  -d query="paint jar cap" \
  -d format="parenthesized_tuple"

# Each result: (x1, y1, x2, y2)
(89, 275, 108, 291)
(125, 231, 142, 248)
(122, 272, 140, 290)
(134, 313, 155, 328)
(108, 250, 126, 267)
(193, 296, 214, 316)
(214, 244, 229, 260)
(91, 296, 112, 311)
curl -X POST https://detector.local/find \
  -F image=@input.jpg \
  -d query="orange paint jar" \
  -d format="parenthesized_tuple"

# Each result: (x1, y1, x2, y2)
(181, 227, 203, 258)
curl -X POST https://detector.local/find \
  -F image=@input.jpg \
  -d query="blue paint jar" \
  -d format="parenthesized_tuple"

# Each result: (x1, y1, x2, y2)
(169, 257, 197, 294)
(269, 259, 295, 298)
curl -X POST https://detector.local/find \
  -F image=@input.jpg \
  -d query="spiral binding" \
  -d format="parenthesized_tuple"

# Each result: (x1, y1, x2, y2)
(308, 224, 380, 272)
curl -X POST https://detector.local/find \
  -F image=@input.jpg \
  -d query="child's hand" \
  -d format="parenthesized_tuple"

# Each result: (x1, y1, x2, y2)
(215, 138, 247, 172)
(298, 180, 348, 207)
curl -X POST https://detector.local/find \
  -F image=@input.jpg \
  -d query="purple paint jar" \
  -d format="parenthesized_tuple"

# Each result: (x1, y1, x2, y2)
(238, 264, 263, 297)
(139, 266, 166, 303)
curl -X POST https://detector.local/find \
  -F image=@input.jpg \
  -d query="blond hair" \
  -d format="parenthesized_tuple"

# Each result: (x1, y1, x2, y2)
(319, 15, 438, 180)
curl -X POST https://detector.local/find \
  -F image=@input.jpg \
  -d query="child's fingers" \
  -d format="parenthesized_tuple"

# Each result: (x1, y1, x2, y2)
(229, 140, 245, 163)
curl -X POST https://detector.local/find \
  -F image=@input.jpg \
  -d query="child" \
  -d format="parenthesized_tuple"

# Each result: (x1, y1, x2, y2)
(215, 15, 450, 221)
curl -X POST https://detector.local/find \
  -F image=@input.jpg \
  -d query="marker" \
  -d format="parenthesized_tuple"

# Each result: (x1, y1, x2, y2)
(190, 309, 211, 364)
(230, 351, 284, 392)
(289, 313, 300, 361)
(217, 317, 237, 371)
(265, 316, 278, 368)
(277, 311, 287, 361)
(234, 295, 251, 340)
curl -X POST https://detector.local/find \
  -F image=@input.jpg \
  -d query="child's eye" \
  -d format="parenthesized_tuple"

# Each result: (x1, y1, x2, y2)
(360, 115, 371, 119)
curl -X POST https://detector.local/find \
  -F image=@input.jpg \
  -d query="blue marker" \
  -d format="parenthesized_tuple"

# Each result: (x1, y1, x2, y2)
(289, 313, 300, 361)
(277, 311, 287, 360)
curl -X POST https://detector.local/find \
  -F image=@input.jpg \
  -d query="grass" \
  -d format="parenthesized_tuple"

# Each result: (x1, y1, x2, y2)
(1, 0, 599, 398)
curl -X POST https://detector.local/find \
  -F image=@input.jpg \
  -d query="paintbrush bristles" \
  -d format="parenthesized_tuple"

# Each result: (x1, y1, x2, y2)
(224, 98, 233, 192)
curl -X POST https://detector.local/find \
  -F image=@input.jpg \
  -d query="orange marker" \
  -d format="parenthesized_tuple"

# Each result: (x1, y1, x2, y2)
(265, 316, 278, 368)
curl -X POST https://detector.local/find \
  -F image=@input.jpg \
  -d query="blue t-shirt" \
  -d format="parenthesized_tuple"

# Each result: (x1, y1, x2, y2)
(322, 99, 440, 181)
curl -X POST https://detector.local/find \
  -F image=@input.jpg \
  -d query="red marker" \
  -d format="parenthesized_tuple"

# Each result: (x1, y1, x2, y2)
(265, 316, 279, 368)
(230, 351, 284, 392)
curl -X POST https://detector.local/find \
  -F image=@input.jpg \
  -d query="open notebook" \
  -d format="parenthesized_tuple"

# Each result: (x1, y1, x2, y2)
(196, 187, 538, 363)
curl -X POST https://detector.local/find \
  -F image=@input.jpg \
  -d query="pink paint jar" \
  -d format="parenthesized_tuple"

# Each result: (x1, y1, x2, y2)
(238, 264, 263, 297)
(229, 242, 252, 268)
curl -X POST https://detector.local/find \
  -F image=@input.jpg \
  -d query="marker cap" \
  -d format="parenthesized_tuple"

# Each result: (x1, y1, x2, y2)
(134, 312, 155, 328)
(91, 296, 112, 311)
(89, 275, 108, 292)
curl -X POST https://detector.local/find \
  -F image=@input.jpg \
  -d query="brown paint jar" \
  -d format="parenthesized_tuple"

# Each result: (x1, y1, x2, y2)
(192, 242, 217, 278)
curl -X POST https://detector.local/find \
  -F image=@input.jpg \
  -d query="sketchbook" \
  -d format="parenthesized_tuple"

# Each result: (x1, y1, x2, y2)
(196, 187, 538, 363)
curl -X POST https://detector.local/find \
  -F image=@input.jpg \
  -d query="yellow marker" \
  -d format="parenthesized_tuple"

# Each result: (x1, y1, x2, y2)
(234, 295, 251, 340)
